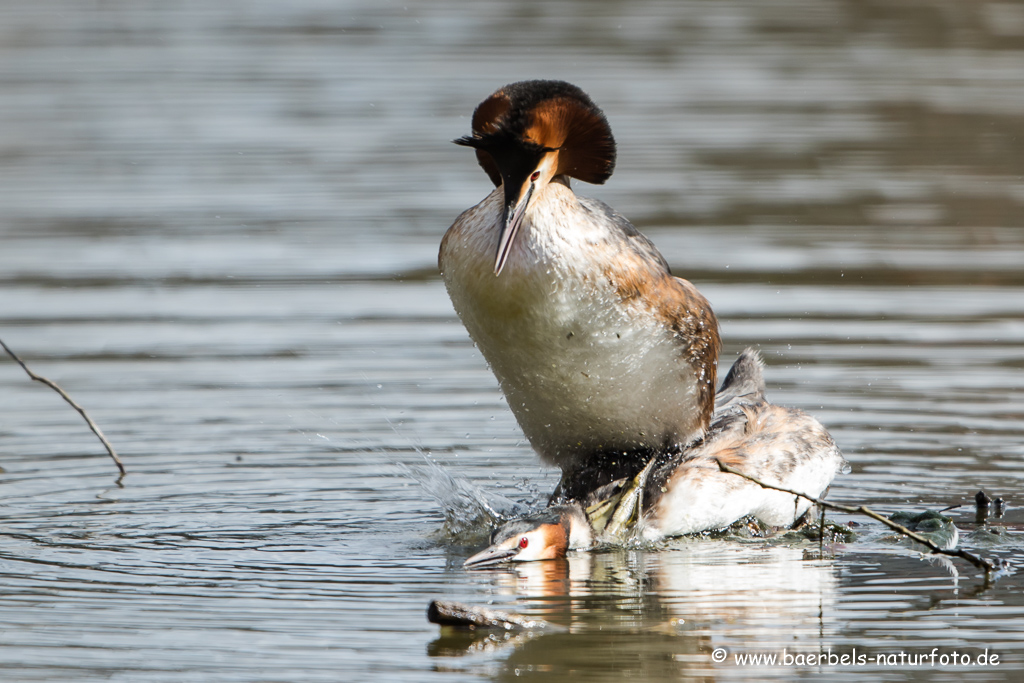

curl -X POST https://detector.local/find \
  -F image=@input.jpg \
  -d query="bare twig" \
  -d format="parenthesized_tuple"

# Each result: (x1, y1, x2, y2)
(1, 338, 125, 477)
(715, 459, 997, 578)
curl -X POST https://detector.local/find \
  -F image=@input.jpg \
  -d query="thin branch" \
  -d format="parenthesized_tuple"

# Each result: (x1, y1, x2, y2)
(1, 338, 126, 477)
(715, 459, 997, 578)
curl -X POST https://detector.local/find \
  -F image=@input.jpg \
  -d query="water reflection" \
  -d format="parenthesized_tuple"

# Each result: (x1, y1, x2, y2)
(433, 541, 838, 679)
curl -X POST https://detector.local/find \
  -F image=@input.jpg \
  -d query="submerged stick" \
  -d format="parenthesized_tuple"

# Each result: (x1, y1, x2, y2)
(1, 338, 126, 477)
(428, 600, 563, 632)
(715, 459, 997, 578)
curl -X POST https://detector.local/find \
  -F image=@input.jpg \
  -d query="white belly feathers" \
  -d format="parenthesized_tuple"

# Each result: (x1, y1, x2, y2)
(441, 186, 700, 469)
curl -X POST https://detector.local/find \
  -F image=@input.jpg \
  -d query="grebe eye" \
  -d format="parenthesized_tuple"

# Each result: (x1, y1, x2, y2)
(518, 536, 529, 549)
(530, 171, 540, 182)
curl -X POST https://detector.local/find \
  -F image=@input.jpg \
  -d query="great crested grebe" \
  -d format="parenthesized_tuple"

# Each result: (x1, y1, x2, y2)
(464, 349, 848, 566)
(440, 80, 720, 497)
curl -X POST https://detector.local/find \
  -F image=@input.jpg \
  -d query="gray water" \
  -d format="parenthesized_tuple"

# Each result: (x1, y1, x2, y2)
(2, 1, 1024, 680)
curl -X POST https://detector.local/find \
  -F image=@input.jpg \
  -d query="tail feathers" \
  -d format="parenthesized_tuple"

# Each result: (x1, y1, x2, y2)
(715, 348, 766, 408)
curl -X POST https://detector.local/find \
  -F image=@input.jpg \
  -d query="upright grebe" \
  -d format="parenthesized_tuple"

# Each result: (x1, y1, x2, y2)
(464, 349, 847, 566)
(440, 80, 720, 497)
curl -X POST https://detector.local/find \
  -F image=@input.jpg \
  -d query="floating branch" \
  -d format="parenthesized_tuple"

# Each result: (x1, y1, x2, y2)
(715, 459, 997, 578)
(428, 600, 563, 632)
(1, 338, 125, 477)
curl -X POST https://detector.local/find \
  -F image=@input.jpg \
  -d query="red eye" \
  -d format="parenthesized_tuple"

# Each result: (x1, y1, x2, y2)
(530, 171, 540, 181)
(518, 536, 529, 549)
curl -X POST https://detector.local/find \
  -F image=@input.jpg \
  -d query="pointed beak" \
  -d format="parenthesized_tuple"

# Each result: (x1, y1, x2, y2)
(463, 544, 518, 568)
(494, 180, 534, 276)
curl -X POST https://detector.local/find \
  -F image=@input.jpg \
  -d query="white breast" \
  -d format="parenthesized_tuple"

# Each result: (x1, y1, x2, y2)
(440, 185, 700, 470)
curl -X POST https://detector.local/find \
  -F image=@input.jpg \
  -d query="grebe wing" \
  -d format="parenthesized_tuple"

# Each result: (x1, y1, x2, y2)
(715, 347, 766, 410)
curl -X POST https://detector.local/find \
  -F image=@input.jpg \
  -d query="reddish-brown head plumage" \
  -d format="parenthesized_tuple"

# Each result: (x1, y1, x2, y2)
(455, 80, 616, 188)
(462, 504, 589, 566)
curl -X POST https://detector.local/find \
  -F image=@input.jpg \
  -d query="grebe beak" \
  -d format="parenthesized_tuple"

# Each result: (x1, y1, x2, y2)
(463, 543, 519, 568)
(494, 179, 534, 275)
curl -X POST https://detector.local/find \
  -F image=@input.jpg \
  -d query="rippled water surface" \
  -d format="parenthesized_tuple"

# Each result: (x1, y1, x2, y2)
(2, 1, 1024, 681)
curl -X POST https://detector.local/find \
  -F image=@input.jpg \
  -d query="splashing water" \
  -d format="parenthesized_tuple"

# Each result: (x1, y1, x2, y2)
(397, 454, 533, 543)
(373, 412, 538, 541)
(293, 397, 545, 543)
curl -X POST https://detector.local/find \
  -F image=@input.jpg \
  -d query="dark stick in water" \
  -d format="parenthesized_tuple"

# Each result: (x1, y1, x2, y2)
(1, 338, 126, 477)
(715, 459, 998, 579)
(428, 600, 563, 631)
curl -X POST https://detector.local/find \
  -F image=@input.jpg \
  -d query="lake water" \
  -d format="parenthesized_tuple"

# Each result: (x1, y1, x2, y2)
(1, 1, 1023, 680)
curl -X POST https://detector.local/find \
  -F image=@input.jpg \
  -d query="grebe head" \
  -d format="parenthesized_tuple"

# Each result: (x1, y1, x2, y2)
(454, 80, 616, 275)
(463, 504, 594, 567)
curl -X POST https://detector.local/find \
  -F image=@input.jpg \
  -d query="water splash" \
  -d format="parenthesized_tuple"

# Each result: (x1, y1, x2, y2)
(296, 384, 543, 543)
(397, 454, 532, 543)
(370, 405, 537, 542)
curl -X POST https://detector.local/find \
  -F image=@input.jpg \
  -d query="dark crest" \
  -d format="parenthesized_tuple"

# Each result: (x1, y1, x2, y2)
(455, 80, 617, 188)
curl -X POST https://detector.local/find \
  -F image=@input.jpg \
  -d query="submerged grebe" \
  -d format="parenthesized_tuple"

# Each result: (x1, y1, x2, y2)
(440, 80, 720, 496)
(465, 350, 847, 566)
